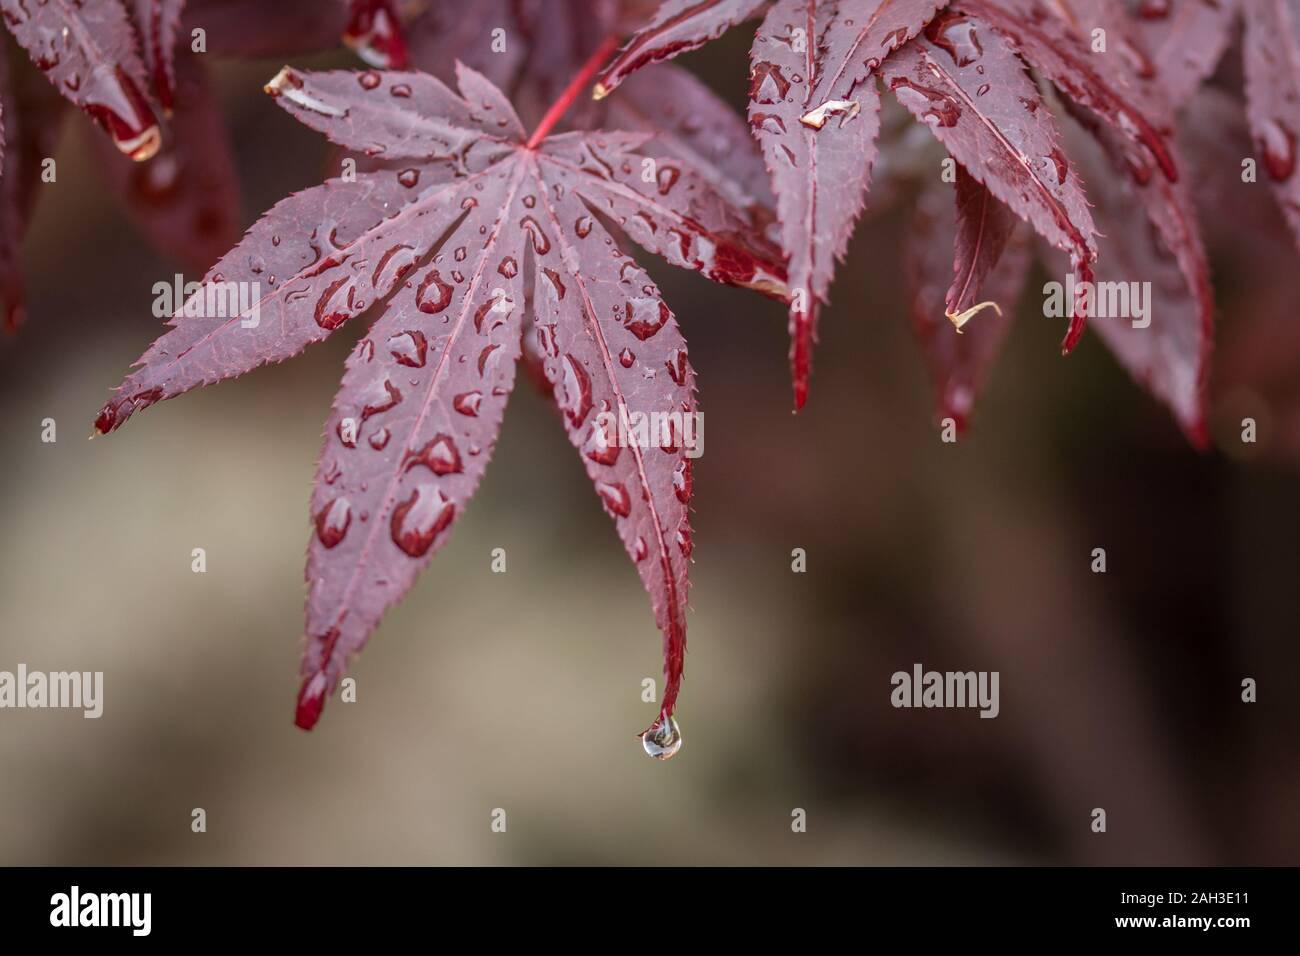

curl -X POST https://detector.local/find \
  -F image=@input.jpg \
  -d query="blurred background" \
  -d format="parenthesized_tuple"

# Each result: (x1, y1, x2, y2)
(1, 26, 1298, 867)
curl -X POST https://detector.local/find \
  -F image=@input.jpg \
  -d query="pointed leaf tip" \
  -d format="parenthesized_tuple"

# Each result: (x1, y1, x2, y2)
(295, 673, 326, 730)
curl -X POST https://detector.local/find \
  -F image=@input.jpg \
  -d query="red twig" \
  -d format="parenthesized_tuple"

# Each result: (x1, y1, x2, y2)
(525, 36, 619, 149)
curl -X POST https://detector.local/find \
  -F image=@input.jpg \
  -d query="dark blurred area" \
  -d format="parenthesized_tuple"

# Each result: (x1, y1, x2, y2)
(1, 28, 1298, 867)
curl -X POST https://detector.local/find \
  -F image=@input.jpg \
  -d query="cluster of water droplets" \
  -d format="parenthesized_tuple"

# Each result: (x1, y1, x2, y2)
(311, 237, 516, 558)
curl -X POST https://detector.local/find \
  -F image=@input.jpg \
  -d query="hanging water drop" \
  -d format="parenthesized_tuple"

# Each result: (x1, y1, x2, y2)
(640, 714, 682, 760)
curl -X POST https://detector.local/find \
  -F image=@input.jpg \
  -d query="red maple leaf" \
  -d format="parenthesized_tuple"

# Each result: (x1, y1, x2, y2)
(93, 54, 788, 753)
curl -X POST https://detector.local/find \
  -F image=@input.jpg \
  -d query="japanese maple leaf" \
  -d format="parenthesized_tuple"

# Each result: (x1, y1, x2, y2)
(596, 0, 1177, 407)
(1242, 0, 1300, 250)
(400, 1, 777, 222)
(342, 0, 408, 68)
(905, 168, 1030, 431)
(132, 0, 186, 112)
(0, 0, 413, 319)
(93, 61, 788, 753)
(405, 0, 618, 129)
(595, 0, 770, 98)
(1064, 113, 1213, 442)
(0, 0, 242, 273)
(1, 0, 161, 160)
(0, 38, 65, 330)
(1103, 0, 1300, 253)
(744, 0, 944, 408)
(879, 9, 1099, 341)
(1131, 0, 1240, 111)
(903, 1, 1214, 442)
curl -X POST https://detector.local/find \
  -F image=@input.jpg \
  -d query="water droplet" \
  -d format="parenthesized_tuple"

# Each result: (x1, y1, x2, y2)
(390, 83, 412, 98)
(453, 391, 483, 416)
(618, 347, 635, 368)
(623, 298, 671, 341)
(1047, 148, 1068, 186)
(882, 26, 910, 51)
(574, 215, 593, 238)
(404, 434, 463, 476)
(676, 526, 693, 558)
(314, 276, 356, 330)
(474, 295, 505, 333)
(673, 460, 692, 503)
(542, 267, 566, 300)
(889, 76, 961, 127)
(749, 62, 791, 104)
(358, 71, 381, 90)
(640, 714, 682, 760)
(656, 165, 680, 195)
(360, 378, 403, 421)
(315, 497, 352, 548)
(397, 168, 420, 188)
(665, 349, 688, 386)
(1259, 119, 1297, 182)
(520, 215, 552, 254)
(751, 112, 787, 135)
(390, 485, 454, 557)
(372, 243, 416, 294)
(388, 330, 427, 367)
(597, 481, 631, 517)
(924, 11, 983, 67)
(415, 269, 454, 313)
(558, 354, 593, 426)
(536, 324, 560, 358)
(498, 256, 518, 278)
(583, 422, 620, 465)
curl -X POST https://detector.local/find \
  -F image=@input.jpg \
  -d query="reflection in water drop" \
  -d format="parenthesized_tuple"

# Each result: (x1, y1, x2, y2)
(640, 714, 683, 760)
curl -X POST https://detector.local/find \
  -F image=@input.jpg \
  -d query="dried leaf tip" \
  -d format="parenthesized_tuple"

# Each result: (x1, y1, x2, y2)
(947, 300, 1003, 333)
(120, 125, 163, 163)
(263, 67, 347, 118)
(263, 66, 295, 97)
(592, 81, 610, 101)
(800, 99, 860, 130)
